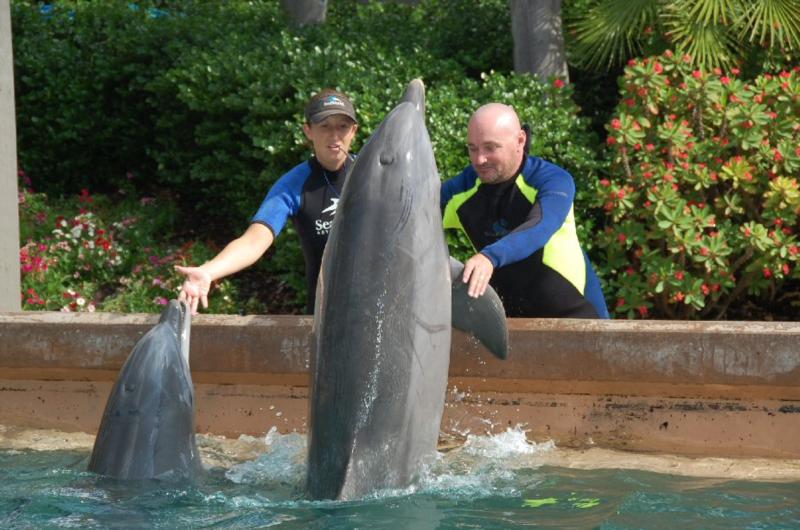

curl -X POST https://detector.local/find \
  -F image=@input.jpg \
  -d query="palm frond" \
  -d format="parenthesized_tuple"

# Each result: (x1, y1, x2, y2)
(664, 3, 743, 68)
(738, 0, 800, 50)
(569, 0, 661, 70)
(679, 0, 739, 24)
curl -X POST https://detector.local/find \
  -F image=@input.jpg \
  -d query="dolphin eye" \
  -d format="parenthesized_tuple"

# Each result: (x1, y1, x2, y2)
(379, 152, 395, 165)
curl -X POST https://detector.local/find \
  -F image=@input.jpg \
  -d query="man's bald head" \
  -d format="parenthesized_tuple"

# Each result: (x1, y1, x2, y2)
(467, 103, 526, 184)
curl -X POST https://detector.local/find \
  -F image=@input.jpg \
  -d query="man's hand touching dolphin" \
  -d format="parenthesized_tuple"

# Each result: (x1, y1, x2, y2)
(462, 253, 494, 299)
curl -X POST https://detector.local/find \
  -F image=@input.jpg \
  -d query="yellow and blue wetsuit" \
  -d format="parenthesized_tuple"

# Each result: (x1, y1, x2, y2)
(442, 155, 609, 318)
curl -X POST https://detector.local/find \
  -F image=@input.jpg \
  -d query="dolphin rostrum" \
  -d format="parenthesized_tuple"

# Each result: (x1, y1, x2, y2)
(307, 79, 508, 500)
(88, 299, 202, 480)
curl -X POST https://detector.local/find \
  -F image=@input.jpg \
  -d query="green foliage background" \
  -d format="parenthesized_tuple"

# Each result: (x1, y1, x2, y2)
(12, 0, 797, 319)
(12, 0, 600, 311)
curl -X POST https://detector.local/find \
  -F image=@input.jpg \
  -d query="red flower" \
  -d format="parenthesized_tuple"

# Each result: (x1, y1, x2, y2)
(763, 268, 773, 279)
(606, 136, 617, 145)
(611, 118, 622, 130)
(692, 70, 703, 79)
(675, 271, 684, 280)
(638, 306, 648, 317)
(553, 78, 565, 89)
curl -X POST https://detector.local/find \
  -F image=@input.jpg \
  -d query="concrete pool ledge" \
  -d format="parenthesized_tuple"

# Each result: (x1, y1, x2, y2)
(1, 312, 799, 459)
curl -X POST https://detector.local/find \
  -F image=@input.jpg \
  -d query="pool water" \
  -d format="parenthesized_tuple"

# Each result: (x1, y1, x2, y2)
(1, 429, 798, 529)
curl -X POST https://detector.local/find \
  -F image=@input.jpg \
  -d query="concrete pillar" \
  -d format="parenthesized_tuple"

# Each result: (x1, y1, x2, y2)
(0, 0, 21, 311)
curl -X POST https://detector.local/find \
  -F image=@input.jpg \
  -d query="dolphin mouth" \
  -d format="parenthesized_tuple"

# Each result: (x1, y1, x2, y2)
(161, 299, 191, 365)
(177, 300, 191, 365)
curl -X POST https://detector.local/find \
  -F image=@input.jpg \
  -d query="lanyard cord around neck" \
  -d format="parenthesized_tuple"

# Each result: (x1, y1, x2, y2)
(322, 169, 340, 199)
(320, 155, 353, 199)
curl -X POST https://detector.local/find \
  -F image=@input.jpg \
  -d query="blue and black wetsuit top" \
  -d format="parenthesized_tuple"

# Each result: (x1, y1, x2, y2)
(441, 155, 609, 318)
(251, 155, 354, 314)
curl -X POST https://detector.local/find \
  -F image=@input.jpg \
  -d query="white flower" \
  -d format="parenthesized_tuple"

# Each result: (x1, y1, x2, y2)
(76, 297, 86, 307)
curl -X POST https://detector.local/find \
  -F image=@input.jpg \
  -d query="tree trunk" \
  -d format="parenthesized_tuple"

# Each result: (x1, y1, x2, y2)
(0, 0, 21, 311)
(510, 0, 569, 81)
(281, 0, 328, 26)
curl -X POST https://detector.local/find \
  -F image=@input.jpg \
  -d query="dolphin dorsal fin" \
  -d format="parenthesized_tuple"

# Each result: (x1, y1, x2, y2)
(449, 257, 509, 360)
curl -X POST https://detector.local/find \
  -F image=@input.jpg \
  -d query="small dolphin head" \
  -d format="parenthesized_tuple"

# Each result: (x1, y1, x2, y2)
(159, 299, 191, 364)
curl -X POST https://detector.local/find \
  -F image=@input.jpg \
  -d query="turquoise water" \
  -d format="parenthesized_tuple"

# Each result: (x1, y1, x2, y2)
(2, 431, 799, 529)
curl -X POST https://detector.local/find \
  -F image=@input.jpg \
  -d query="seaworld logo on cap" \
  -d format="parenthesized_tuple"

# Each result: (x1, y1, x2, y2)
(324, 95, 346, 107)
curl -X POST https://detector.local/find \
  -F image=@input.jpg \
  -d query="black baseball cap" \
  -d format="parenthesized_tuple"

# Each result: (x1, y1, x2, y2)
(305, 90, 358, 124)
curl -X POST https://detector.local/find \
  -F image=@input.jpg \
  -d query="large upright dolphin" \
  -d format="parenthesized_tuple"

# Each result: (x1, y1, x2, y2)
(307, 79, 508, 500)
(88, 299, 202, 480)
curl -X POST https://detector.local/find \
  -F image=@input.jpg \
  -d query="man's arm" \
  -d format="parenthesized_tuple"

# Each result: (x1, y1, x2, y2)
(481, 157, 575, 268)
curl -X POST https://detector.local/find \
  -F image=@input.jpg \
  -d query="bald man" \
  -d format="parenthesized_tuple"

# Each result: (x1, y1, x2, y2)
(441, 103, 609, 318)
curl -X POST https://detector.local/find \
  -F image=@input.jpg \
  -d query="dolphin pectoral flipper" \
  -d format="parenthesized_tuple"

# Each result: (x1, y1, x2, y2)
(449, 257, 509, 360)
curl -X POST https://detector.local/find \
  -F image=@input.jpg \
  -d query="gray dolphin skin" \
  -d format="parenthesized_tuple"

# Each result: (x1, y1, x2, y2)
(88, 299, 202, 480)
(307, 79, 508, 500)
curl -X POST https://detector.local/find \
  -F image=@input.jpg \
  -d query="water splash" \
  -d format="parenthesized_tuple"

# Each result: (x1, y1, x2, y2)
(225, 430, 306, 487)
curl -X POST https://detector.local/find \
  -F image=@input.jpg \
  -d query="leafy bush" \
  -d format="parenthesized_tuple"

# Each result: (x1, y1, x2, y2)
(18, 175, 238, 314)
(594, 51, 800, 319)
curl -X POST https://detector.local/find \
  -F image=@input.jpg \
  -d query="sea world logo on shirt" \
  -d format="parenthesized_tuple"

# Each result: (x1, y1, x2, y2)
(488, 218, 510, 238)
(315, 198, 339, 234)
